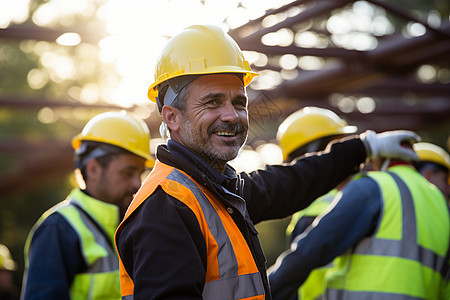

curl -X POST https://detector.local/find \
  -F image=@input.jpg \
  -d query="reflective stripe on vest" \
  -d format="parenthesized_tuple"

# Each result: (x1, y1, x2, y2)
(58, 201, 118, 273)
(116, 161, 265, 300)
(325, 166, 450, 300)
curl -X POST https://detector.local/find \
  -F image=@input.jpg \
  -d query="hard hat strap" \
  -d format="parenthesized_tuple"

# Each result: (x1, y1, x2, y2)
(156, 75, 200, 113)
(75, 143, 125, 169)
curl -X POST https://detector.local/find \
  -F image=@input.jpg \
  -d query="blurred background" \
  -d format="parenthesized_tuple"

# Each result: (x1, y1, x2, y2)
(1, 0, 449, 290)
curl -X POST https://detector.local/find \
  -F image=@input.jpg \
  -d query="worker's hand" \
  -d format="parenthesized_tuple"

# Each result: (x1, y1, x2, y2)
(361, 130, 421, 161)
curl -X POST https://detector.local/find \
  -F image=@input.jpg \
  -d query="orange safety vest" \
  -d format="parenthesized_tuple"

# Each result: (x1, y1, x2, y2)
(115, 161, 265, 300)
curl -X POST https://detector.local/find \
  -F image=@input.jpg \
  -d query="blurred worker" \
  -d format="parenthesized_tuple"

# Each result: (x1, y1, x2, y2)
(277, 106, 357, 300)
(114, 24, 419, 300)
(21, 111, 154, 300)
(0, 244, 18, 300)
(268, 141, 450, 300)
(414, 142, 450, 203)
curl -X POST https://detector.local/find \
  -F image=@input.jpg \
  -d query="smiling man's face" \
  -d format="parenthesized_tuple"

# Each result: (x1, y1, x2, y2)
(173, 74, 248, 169)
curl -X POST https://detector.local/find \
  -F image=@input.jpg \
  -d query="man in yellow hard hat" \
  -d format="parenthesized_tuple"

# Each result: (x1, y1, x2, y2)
(0, 243, 18, 300)
(114, 24, 419, 300)
(414, 142, 450, 202)
(277, 106, 357, 300)
(21, 111, 154, 300)
(268, 140, 449, 299)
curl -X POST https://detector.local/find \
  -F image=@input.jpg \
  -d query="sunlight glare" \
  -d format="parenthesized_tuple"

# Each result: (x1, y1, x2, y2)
(417, 65, 437, 83)
(327, 15, 351, 35)
(80, 83, 100, 104)
(356, 97, 376, 114)
(279, 54, 298, 70)
(27, 68, 49, 90)
(250, 70, 283, 90)
(371, 16, 394, 36)
(0, 0, 30, 28)
(56, 32, 81, 46)
(227, 7, 250, 29)
(280, 68, 298, 80)
(256, 143, 283, 165)
(96, 0, 242, 106)
(295, 31, 318, 48)
(262, 28, 293, 46)
(298, 56, 324, 70)
(229, 148, 264, 173)
(337, 96, 356, 113)
(407, 22, 426, 37)
(37, 107, 57, 124)
(33, 0, 95, 26)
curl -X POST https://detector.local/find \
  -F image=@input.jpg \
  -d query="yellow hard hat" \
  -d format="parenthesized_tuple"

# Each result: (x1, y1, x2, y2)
(148, 24, 259, 102)
(72, 111, 155, 168)
(0, 244, 17, 271)
(277, 107, 357, 160)
(414, 142, 450, 170)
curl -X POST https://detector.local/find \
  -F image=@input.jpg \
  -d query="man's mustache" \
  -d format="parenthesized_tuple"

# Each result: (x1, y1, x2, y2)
(208, 122, 245, 135)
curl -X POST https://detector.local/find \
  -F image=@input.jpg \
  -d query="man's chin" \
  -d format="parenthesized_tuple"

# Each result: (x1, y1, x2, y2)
(214, 147, 241, 162)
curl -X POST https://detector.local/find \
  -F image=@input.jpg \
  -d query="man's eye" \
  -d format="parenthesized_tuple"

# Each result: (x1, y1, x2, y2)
(207, 99, 219, 105)
(121, 171, 134, 178)
(234, 101, 247, 109)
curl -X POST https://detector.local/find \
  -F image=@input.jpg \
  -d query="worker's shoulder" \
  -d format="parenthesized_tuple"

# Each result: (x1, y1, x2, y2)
(134, 186, 194, 217)
(342, 175, 381, 200)
(32, 212, 78, 246)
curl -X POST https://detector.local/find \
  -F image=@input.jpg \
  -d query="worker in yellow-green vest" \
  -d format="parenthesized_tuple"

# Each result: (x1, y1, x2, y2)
(21, 111, 154, 300)
(269, 139, 450, 300)
(277, 106, 357, 300)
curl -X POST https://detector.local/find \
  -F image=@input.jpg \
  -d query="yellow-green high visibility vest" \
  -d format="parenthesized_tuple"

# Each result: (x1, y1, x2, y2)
(24, 189, 121, 300)
(325, 165, 450, 300)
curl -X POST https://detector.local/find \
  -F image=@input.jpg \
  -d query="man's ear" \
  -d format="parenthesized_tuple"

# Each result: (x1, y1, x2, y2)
(421, 168, 433, 182)
(85, 158, 101, 184)
(161, 106, 181, 133)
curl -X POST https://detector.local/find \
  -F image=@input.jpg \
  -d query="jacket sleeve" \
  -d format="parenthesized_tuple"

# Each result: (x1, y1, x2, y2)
(243, 137, 366, 223)
(267, 177, 381, 300)
(22, 213, 85, 300)
(117, 187, 207, 300)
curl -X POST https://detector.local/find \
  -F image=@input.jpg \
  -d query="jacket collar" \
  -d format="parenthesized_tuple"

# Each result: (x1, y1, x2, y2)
(156, 141, 249, 221)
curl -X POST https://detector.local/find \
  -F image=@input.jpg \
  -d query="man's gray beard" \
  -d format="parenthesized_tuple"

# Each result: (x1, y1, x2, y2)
(181, 118, 247, 164)
(187, 133, 246, 163)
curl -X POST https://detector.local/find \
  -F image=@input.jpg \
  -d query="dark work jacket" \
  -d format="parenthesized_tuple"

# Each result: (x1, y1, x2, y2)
(117, 138, 366, 300)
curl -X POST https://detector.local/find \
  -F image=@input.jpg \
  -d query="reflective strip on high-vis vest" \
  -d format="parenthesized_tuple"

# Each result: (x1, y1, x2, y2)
(57, 203, 120, 299)
(58, 202, 118, 272)
(116, 161, 265, 300)
(325, 166, 450, 300)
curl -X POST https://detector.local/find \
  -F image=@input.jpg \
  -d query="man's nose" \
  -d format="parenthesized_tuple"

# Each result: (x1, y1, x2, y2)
(220, 101, 240, 123)
(131, 175, 142, 191)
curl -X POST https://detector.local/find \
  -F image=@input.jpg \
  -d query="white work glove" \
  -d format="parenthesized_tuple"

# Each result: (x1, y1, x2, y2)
(361, 130, 421, 162)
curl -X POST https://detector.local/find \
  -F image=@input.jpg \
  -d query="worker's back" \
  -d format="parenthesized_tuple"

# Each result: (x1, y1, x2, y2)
(325, 164, 449, 299)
